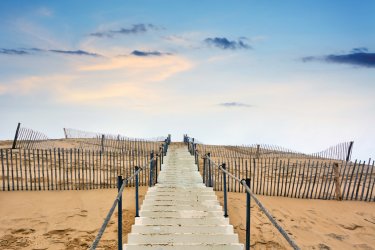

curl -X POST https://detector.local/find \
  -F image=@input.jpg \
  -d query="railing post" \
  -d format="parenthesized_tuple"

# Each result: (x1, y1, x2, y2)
(117, 176, 123, 250)
(164, 139, 168, 152)
(12, 122, 21, 149)
(160, 146, 163, 165)
(155, 154, 158, 184)
(149, 151, 154, 187)
(245, 178, 251, 250)
(194, 145, 197, 164)
(203, 155, 206, 185)
(208, 153, 212, 187)
(135, 166, 139, 217)
(196, 149, 199, 171)
(222, 163, 228, 217)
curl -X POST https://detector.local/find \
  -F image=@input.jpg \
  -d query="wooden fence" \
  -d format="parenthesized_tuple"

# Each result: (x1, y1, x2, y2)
(197, 141, 354, 162)
(13, 124, 55, 149)
(0, 148, 158, 191)
(63, 128, 167, 152)
(201, 156, 375, 202)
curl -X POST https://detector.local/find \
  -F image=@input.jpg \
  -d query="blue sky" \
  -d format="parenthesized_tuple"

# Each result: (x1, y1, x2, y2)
(0, 0, 374, 160)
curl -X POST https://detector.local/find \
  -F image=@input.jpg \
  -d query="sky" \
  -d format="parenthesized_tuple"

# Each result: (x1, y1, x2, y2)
(0, 0, 374, 160)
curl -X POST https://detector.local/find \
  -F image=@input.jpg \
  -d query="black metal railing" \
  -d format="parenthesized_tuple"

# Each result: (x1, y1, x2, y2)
(89, 140, 169, 250)
(184, 134, 300, 250)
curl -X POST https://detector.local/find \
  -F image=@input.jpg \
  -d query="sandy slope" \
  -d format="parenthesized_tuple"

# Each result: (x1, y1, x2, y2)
(0, 188, 374, 250)
(0, 187, 147, 250)
(216, 191, 375, 249)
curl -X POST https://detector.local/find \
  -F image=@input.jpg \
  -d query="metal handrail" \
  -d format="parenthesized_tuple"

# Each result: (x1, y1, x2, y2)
(89, 166, 143, 250)
(206, 154, 300, 250)
(185, 135, 300, 250)
(89, 143, 167, 250)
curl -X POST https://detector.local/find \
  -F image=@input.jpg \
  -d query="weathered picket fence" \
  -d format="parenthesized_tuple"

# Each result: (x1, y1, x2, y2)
(0, 148, 165, 191)
(63, 128, 169, 152)
(197, 141, 354, 161)
(184, 136, 375, 202)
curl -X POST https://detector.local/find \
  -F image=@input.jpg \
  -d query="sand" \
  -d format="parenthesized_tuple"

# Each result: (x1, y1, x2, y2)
(0, 187, 148, 250)
(1, 188, 374, 250)
(216, 191, 375, 249)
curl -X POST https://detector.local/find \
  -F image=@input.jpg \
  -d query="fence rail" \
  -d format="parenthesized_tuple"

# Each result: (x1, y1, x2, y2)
(0, 148, 163, 191)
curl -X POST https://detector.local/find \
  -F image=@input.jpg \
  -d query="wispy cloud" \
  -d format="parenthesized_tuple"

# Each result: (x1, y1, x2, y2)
(0, 48, 29, 55)
(130, 50, 172, 57)
(49, 49, 101, 57)
(204, 37, 251, 50)
(219, 102, 252, 108)
(302, 48, 375, 68)
(90, 23, 161, 38)
(79, 54, 192, 82)
(0, 48, 101, 57)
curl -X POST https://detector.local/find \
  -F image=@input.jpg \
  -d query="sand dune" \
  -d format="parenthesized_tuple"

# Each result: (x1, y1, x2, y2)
(216, 191, 375, 249)
(0, 187, 147, 250)
(1, 187, 374, 249)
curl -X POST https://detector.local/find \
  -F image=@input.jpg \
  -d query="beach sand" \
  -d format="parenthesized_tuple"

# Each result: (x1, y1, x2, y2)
(1, 187, 374, 249)
(0, 187, 147, 250)
(216, 191, 375, 249)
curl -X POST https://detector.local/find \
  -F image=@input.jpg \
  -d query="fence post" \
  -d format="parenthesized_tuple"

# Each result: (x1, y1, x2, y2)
(117, 176, 123, 250)
(12, 123, 21, 149)
(101, 134, 105, 153)
(256, 145, 260, 159)
(63, 128, 68, 139)
(135, 166, 139, 217)
(333, 163, 342, 201)
(222, 163, 228, 217)
(149, 151, 154, 187)
(245, 178, 251, 250)
(208, 153, 212, 187)
(164, 141, 167, 156)
(346, 141, 354, 162)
